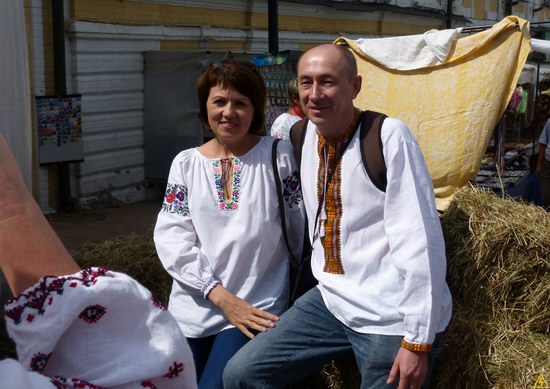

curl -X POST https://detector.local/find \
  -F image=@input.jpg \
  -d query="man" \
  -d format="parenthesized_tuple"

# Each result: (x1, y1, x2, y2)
(224, 44, 452, 389)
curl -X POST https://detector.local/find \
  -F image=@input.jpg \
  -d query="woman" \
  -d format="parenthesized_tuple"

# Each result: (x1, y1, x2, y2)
(154, 61, 304, 389)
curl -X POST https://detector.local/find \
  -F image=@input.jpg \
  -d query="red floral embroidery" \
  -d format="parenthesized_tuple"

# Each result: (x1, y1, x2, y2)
(141, 380, 158, 388)
(166, 192, 176, 203)
(163, 361, 184, 379)
(5, 267, 110, 327)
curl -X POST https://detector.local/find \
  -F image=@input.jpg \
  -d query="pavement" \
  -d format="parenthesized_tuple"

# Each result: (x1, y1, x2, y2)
(48, 201, 161, 254)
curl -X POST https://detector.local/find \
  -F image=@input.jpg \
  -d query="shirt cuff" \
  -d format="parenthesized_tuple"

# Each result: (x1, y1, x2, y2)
(401, 339, 432, 352)
(202, 278, 220, 299)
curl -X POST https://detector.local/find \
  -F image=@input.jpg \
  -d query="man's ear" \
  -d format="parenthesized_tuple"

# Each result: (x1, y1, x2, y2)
(352, 75, 362, 99)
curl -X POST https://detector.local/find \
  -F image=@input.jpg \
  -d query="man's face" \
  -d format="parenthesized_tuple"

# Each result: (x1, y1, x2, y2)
(297, 45, 361, 138)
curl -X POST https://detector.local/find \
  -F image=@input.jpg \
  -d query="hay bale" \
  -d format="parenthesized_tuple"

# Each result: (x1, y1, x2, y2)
(435, 187, 550, 388)
(74, 232, 172, 305)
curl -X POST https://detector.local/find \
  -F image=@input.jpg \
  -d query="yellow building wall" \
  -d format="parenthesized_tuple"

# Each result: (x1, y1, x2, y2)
(70, 0, 437, 38)
(489, 0, 498, 13)
(473, 0, 485, 20)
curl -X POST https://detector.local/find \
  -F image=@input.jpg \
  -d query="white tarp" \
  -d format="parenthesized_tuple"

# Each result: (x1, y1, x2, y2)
(531, 38, 550, 55)
(0, 0, 33, 190)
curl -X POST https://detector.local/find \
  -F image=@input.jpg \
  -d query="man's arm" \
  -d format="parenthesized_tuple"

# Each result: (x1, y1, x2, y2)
(0, 135, 79, 296)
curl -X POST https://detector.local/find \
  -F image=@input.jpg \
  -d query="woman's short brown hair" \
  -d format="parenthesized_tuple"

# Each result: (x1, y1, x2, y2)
(197, 61, 266, 136)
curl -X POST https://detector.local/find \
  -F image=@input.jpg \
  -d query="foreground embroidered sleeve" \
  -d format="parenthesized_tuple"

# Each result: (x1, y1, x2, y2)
(382, 119, 449, 345)
(276, 140, 307, 262)
(154, 151, 219, 298)
(4, 267, 197, 389)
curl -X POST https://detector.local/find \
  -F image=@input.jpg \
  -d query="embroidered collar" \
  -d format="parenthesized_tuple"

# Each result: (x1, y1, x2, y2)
(317, 108, 361, 146)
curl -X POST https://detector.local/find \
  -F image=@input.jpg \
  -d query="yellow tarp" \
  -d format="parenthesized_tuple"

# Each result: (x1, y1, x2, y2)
(335, 16, 531, 210)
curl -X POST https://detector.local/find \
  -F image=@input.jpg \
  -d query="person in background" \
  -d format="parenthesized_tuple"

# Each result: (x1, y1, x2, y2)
(154, 61, 304, 389)
(0, 134, 197, 389)
(224, 44, 452, 389)
(535, 117, 550, 209)
(270, 78, 306, 140)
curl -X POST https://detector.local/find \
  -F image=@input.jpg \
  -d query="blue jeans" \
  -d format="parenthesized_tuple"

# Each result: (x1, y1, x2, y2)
(223, 287, 444, 389)
(187, 327, 249, 389)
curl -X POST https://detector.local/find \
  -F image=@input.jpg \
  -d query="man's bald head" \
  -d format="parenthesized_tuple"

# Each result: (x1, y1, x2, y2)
(298, 44, 358, 81)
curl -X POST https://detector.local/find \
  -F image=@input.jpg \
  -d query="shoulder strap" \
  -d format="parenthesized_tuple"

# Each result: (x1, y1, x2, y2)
(271, 138, 299, 271)
(289, 118, 309, 168)
(360, 110, 387, 192)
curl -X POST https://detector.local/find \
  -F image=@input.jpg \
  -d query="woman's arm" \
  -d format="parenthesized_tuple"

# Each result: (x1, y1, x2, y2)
(0, 135, 79, 296)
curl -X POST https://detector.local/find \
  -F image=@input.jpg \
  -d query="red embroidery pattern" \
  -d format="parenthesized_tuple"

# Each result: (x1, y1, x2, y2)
(50, 376, 106, 389)
(30, 352, 51, 371)
(78, 305, 107, 324)
(163, 361, 184, 379)
(141, 380, 158, 388)
(151, 295, 167, 311)
(4, 268, 110, 326)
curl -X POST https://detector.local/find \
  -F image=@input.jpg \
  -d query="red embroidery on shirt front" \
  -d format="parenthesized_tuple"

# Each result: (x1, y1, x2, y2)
(163, 361, 184, 379)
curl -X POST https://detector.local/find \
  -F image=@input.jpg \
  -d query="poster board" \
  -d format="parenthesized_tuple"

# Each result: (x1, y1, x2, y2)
(253, 51, 299, 132)
(36, 95, 84, 164)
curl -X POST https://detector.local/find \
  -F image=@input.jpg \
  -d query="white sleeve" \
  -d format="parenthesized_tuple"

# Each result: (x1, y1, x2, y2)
(0, 359, 56, 389)
(382, 119, 448, 345)
(275, 140, 307, 264)
(271, 114, 289, 140)
(154, 152, 219, 298)
(4, 268, 197, 389)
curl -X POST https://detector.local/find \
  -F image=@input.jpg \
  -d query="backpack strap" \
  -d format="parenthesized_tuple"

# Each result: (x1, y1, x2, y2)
(360, 110, 387, 192)
(271, 138, 300, 271)
(289, 118, 309, 168)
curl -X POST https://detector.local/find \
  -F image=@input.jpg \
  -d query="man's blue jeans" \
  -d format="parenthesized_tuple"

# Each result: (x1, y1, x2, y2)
(223, 287, 444, 389)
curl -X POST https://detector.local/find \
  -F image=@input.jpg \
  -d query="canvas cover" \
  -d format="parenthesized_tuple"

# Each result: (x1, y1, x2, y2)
(335, 16, 531, 209)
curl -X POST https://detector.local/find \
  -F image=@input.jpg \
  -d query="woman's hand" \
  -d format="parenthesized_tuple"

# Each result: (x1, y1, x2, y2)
(207, 284, 279, 339)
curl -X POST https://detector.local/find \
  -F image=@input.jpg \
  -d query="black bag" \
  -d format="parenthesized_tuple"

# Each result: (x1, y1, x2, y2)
(272, 139, 316, 305)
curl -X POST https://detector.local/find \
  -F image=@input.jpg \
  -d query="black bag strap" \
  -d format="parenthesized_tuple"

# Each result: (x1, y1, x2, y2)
(271, 139, 300, 271)
(289, 118, 309, 168)
(360, 110, 388, 192)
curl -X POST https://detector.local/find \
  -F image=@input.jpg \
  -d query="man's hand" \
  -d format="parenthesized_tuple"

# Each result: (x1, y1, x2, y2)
(386, 347, 428, 389)
(207, 284, 279, 339)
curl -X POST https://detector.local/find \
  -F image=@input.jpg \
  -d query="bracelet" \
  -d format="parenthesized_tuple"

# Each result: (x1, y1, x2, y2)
(400, 339, 432, 352)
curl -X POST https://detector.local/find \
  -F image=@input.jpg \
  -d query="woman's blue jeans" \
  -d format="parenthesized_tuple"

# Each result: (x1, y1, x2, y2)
(223, 287, 444, 389)
(187, 327, 249, 389)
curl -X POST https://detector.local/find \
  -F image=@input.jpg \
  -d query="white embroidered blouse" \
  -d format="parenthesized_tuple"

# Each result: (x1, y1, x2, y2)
(154, 136, 305, 338)
(1, 267, 197, 388)
(270, 112, 301, 141)
(300, 116, 453, 345)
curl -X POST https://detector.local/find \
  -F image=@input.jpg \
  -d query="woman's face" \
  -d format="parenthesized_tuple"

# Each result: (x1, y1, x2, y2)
(206, 84, 255, 142)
